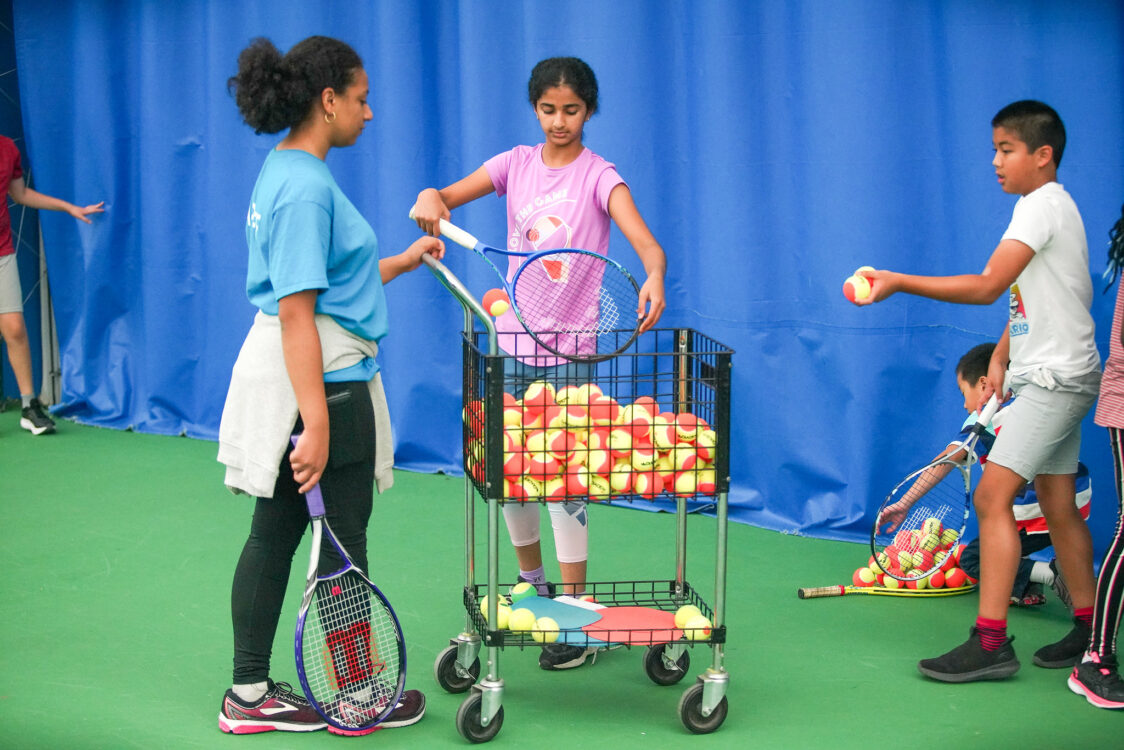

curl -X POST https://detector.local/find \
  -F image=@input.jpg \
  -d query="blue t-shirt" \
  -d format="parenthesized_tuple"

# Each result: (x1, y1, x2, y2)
(245, 149, 387, 379)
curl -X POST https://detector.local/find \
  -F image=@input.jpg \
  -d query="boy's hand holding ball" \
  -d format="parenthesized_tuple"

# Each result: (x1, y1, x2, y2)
(843, 266, 876, 304)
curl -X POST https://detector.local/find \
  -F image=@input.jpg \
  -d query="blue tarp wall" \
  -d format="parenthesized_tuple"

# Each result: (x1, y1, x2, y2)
(9, 1, 1124, 554)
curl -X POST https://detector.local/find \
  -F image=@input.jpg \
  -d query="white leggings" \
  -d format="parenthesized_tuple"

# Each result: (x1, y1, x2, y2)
(502, 501, 589, 564)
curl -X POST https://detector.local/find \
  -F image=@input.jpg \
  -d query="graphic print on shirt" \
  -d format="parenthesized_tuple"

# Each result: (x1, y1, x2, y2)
(512, 198, 578, 284)
(1009, 283, 1029, 338)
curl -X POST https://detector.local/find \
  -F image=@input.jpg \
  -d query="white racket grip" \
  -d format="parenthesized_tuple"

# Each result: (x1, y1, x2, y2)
(408, 207, 479, 250)
(977, 393, 1000, 427)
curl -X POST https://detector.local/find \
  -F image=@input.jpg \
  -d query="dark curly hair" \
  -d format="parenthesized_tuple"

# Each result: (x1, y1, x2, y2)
(228, 36, 363, 135)
(528, 57, 598, 115)
(1104, 203, 1124, 291)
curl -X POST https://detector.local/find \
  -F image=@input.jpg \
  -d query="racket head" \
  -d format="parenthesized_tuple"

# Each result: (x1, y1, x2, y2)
(295, 525, 406, 734)
(510, 248, 641, 362)
(870, 457, 971, 582)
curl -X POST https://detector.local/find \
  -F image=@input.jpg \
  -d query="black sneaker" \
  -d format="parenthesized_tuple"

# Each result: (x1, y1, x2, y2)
(917, 627, 1020, 683)
(19, 398, 55, 435)
(332, 688, 426, 735)
(517, 573, 556, 598)
(1011, 581, 1046, 608)
(539, 643, 597, 670)
(1069, 653, 1124, 709)
(1049, 559, 1073, 610)
(1033, 617, 1091, 668)
(218, 680, 326, 734)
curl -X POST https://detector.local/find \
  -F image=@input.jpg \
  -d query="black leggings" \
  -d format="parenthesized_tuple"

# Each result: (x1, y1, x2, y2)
(1090, 427, 1124, 656)
(230, 380, 376, 684)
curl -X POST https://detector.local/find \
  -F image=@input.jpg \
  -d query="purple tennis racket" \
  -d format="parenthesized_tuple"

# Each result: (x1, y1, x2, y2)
(291, 436, 406, 736)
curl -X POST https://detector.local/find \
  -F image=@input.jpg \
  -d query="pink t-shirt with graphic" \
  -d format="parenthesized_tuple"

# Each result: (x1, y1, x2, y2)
(484, 144, 625, 362)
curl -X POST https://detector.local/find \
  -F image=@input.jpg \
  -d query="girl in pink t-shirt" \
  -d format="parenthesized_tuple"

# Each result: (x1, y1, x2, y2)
(413, 57, 666, 670)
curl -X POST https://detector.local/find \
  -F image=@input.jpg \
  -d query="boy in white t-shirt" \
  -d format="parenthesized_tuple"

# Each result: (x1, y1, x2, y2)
(856, 100, 1101, 683)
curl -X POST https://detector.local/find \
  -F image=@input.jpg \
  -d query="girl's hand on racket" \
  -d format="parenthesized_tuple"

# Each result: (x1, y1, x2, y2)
(638, 273, 666, 332)
(411, 188, 450, 237)
(291, 427, 329, 494)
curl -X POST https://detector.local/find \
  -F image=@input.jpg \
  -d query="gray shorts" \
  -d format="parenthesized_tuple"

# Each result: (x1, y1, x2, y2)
(986, 370, 1101, 481)
(0, 253, 23, 314)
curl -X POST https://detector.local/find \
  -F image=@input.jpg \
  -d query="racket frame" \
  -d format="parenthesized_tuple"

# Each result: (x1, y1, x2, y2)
(797, 583, 978, 599)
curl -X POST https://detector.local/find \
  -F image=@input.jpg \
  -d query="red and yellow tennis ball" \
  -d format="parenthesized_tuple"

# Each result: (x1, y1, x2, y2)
(673, 470, 698, 497)
(523, 381, 556, 412)
(630, 443, 658, 471)
(632, 470, 662, 498)
(588, 395, 620, 426)
(482, 288, 511, 317)
(944, 567, 968, 589)
(531, 616, 560, 643)
(674, 604, 703, 628)
(632, 396, 660, 418)
(609, 460, 634, 494)
(683, 614, 712, 641)
(928, 569, 946, 588)
(853, 567, 877, 587)
(842, 274, 871, 303)
(565, 464, 591, 495)
(587, 472, 612, 501)
(674, 412, 700, 442)
(695, 468, 717, 495)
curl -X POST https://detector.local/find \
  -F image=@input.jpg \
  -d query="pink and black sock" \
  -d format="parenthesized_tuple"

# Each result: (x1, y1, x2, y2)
(1075, 606, 1093, 628)
(976, 616, 1007, 651)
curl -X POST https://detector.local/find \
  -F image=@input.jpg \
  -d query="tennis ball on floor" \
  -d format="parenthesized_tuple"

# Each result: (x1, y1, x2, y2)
(928, 569, 946, 588)
(944, 567, 968, 589)
(482, 288, 510, 317)
(842, 274, 871, 303)
(853, 567, 877, 587)
(509, 581, 535, 603)
(682, 614, 712, 641)
(882, 576, 903, 590)
(508, 607, 536, 632)
(674, 604, 703, 629)
(531, 616, 560, 643)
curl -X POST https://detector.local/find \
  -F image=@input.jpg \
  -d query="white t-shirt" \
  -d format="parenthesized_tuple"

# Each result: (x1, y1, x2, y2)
(1001, 182, 1100, 380)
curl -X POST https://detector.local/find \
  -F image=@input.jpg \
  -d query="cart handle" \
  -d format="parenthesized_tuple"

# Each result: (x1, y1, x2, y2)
(421, 253, 499, 355)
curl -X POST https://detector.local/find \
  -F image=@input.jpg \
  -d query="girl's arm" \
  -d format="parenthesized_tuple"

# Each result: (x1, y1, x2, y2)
(858, 239, 1033, 306)
(412, 167, 496, 236)
(379, 236, 445, 284)
(607, 184, 666, 332)
(278, 289, 328, 494)
(8, 176, 104, 223)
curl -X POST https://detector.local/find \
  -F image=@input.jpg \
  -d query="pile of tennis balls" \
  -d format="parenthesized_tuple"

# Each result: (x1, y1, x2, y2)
(853, 518, 974, 590)
(477, 582, 560, 643)
(463, 381, 719, 502)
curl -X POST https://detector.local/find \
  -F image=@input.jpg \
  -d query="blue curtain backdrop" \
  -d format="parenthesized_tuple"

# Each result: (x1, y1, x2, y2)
(10, 1, 1124, 553)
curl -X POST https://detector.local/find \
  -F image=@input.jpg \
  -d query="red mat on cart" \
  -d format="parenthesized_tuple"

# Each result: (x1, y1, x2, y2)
(518, 596, 683, 646)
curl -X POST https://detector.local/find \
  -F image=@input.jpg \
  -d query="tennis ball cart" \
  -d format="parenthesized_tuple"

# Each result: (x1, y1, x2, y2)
(421, 255, 734, 741)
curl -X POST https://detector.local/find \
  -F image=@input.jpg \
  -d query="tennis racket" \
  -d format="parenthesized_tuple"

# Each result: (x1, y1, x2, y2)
(797, 583, 978, 599)
(410, 210, 642, 362)
(292, 437, 406, 736)
(870, 394, 1000, 582)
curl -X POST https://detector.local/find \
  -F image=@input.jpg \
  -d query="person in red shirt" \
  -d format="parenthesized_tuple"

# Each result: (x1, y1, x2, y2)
(0, 135, 103, 433)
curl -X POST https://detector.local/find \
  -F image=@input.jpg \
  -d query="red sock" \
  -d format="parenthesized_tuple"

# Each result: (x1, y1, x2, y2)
(976, 616, 1007, 651)
(1075, 606, 1093, 627)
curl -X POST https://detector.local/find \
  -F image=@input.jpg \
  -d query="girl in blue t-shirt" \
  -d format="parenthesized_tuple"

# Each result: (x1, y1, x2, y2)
(218, 36, 442, 736)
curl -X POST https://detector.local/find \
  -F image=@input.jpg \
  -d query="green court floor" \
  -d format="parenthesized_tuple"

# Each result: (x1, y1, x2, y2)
(0, 408, 1118, 748)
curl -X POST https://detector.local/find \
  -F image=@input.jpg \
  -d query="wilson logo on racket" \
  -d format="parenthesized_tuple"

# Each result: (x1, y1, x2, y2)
(324, 622, 385, 687)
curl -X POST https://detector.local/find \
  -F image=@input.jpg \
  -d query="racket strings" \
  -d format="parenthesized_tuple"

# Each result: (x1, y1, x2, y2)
(300, 572, 402, 728)
(873, 463, 969, 580)
(512, 251, 640, 357)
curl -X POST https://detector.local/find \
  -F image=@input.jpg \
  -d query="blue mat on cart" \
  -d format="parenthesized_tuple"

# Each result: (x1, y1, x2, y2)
(517, 595, 605, 645)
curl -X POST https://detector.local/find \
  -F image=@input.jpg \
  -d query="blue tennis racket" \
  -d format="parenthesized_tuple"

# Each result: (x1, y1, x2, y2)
(410, 210, 642, 362)
(292, 437, 406, 736)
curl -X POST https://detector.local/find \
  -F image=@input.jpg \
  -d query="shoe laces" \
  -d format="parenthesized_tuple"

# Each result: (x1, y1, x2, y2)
(267, 680, 307, 704)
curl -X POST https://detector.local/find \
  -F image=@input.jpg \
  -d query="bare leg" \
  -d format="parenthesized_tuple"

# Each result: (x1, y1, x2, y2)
(1035, 472, 1095, 610)
(973, 463, 1028, 621)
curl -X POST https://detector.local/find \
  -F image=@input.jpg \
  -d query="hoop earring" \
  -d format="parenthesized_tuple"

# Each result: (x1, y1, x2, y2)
(324, 111, 336, 124)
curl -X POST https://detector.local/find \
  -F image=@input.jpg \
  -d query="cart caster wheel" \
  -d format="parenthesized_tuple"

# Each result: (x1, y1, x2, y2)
(456, 691, 504, 743)
(678, 682, 728, 734)
(434, 644, 480, 693)
(643, 644, 690, 685)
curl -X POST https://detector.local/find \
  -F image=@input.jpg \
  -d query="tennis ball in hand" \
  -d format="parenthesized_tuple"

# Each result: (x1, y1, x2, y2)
(531, 616, 559, 643)
(482, 288, 510, 317)
(674, 604, 703, 629)
(509, 581, 535, 603)
(842, 274, 871, 303)
(682, 614, 712, 641)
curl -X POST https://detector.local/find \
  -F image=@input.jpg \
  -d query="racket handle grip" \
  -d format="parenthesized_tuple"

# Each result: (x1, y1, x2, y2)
(977, 393, 1000, 425)
(290, 435, 326, 517)
(797, 586, 846, 599)
(408, 207, 478, 250)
